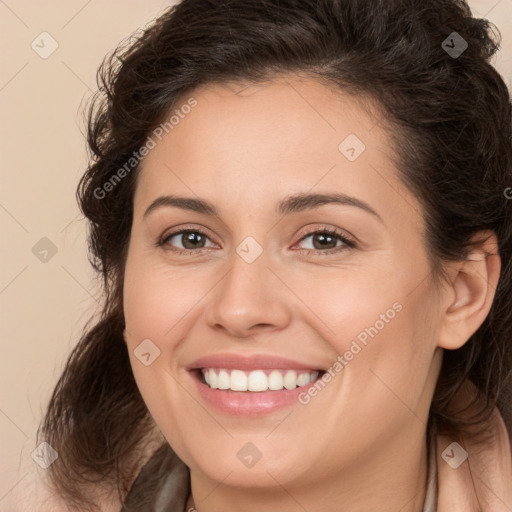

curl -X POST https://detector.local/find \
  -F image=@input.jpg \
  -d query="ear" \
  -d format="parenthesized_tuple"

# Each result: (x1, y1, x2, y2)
(437, 231, 501, 350)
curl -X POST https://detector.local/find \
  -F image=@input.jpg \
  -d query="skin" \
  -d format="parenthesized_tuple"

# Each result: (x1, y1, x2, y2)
(122, 73, 500, 512)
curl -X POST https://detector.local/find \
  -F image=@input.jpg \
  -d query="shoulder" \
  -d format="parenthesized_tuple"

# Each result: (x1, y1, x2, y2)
(435, 404, 512, 511)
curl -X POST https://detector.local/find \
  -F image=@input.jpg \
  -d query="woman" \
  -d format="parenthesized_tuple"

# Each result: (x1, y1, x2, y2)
(16, 0, 512, 510)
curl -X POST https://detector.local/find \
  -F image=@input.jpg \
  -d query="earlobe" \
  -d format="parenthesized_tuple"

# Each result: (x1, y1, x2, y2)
(438, 231, 501, 351)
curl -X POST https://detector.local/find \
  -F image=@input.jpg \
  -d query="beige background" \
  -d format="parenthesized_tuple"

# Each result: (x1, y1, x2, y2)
(1, 0, 511, 503)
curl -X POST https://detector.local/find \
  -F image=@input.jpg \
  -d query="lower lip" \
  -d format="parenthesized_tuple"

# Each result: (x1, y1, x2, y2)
(190, 371, 322, 416)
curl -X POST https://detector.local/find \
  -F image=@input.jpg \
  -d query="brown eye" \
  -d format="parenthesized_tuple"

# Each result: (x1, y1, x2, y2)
(302, 232, 340, 250)
(295, 228, 356, 255)
(160, 229, 214, 252)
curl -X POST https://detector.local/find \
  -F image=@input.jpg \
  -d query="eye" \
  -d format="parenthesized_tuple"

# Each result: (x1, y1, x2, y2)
(157, 226, 356, 256)
(158, 228, 216, 254)
(293, 227, 356, 255)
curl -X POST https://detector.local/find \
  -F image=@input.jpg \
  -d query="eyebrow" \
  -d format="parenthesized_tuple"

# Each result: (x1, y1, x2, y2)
(143, 192, 383, 222)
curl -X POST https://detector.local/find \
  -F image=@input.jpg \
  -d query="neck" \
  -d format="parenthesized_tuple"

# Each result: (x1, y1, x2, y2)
(186, 427, 429, 512)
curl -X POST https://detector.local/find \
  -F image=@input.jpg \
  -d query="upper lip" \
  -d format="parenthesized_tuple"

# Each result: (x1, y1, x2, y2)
(187, 353, 324, 371)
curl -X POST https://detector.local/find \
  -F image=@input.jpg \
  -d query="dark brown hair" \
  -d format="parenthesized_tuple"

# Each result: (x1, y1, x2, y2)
(38, 0, 512, 510)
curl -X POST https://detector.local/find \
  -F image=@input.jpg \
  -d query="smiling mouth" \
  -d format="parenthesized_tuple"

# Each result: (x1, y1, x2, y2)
(198, 368, 324, 392)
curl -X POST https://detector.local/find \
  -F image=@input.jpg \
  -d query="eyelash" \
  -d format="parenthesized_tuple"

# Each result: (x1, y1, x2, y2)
(156, 226, 356, 256)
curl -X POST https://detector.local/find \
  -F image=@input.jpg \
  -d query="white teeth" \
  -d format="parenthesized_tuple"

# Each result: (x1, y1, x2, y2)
(268, 370, 284, 390)
(201, 368, 320, 392)
(247, 370, 268, 392)
(217, 369, 230, 390)
(209, 369, 217, 389)
(296, 372, 309, 387)
(284, 370, 297, 390)
(230, 369, 247, 391)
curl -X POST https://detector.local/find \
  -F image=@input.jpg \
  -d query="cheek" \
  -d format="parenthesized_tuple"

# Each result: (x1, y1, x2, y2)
(286, 263, 405, 348)
(122, 261, 198, 457)
(122, 256, 190, 399)
(121, 253, 225, 421)
(335, 284, 440, 425)
(123, 256, 204, 344)
(120, 245, 442, 482)
(297, 261, 440, 408)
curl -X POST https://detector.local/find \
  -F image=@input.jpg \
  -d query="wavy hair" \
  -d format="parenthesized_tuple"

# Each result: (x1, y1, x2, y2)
(38, 0, 512, 510)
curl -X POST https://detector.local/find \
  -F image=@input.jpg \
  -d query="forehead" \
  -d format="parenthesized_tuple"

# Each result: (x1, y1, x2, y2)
(133, 74, 418, 224)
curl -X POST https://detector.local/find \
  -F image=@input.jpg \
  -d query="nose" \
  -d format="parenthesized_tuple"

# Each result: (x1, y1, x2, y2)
(205, 251, 292, 338)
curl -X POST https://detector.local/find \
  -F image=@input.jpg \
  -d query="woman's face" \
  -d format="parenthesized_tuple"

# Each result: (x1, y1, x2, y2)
(123, 75, 444, 493)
